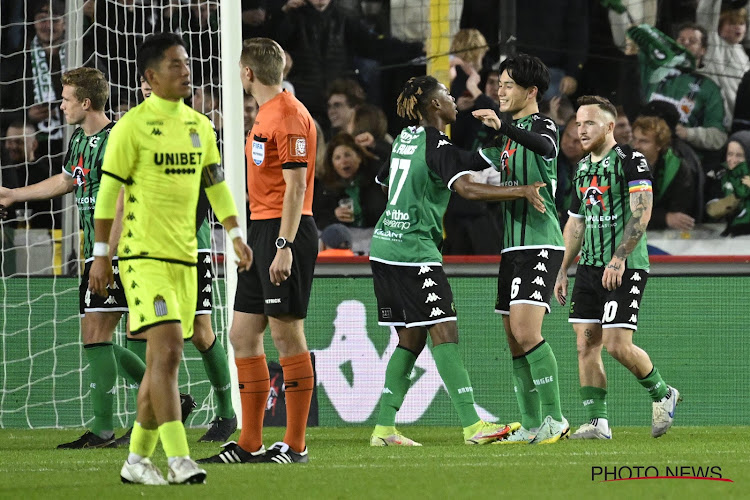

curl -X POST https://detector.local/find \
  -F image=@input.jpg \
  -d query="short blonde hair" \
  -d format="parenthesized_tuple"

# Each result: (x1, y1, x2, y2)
(61, 67, 109, 111)
(240, 38, 284, 86)
(450, 29, 487, 66)
(719, 7, 748, 29)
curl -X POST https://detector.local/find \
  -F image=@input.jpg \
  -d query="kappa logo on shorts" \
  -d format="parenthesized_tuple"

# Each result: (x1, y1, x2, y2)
(154, 295, 168, 317)
(629, 300, 639, 309)
(533, 262, 548, 272)
(203, 298, 211, 308)
(104, 295, 117, 305)
(532, 276, 546, 287)
(418, 266, 433, 275)
(429, 307, 445, 317)
(537, 249, 549, 259)
(631, 272, 642, 281)
(529, 291, 544, 301)
(202, 284, 212, 293)
(380, 307, 392, 319)
(425, 292, 441, 303)
(629, 286, 641, 295)
(422, 278, 437, 289)
(204, 269, 211, 278)
(629, 314, 638, 322)
(204, 254, 211, 264)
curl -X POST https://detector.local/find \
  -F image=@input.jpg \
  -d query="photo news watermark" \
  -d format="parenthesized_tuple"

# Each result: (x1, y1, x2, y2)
(592, 465, 734, 482)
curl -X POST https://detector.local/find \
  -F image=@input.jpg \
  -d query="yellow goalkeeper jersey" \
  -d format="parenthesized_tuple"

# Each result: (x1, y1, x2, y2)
(101, 93, 220, 265)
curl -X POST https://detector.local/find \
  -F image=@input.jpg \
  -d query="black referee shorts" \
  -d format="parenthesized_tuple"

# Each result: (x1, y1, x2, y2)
(234, 216, 317, 318)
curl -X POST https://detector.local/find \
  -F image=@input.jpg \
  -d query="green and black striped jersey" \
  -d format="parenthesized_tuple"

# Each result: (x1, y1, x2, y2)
(568, 144, 653, 270)
(479, 113, 563, 252)
(62, 123, 114, 260)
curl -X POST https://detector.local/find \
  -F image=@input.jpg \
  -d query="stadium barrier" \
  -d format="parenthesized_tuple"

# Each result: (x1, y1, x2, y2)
(2, 256, 748, 429)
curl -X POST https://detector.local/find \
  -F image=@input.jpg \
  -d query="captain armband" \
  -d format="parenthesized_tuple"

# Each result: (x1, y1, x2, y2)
(201, 163, 225, 187)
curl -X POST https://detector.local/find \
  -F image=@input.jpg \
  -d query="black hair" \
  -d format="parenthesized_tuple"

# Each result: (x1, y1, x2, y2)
(675, 22, 709, 50)
(498, 53, 550, 102)
(137, 33, 187, 84)
(396, 76, 441, 122)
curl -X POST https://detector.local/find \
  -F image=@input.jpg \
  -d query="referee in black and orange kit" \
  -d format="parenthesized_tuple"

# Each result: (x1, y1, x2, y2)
(199, 38, 317, 465)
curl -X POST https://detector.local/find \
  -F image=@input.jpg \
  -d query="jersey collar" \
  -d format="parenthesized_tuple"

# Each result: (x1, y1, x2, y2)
(148, 93, 184, 115)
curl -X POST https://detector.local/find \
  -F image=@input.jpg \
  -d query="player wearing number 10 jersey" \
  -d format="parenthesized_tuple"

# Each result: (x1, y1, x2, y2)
(553, 95, 680, 441)
(369, 75, 547, 447)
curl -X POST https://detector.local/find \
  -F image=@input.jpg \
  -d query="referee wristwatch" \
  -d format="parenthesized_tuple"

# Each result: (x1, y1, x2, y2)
(275, 237, 293, 250)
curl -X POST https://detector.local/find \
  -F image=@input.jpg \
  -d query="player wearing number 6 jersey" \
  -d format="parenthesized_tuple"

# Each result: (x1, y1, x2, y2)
(369, 75, 547, 447)
(553, 95, 680, 441)
(472, 54, 567, 445)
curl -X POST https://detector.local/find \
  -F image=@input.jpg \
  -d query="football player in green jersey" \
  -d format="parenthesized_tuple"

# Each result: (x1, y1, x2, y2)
(473, 54, 568, 444)
(554, 95, 680, 440)
(0, 67, 149, 449)
(369, 75, 547, 447)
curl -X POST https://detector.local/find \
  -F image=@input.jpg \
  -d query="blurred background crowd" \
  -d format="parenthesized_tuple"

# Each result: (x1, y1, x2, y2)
(1, 0, 749, 261)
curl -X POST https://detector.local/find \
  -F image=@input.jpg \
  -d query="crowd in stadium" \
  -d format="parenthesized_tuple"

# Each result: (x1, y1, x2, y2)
(1, 0, 750, 259)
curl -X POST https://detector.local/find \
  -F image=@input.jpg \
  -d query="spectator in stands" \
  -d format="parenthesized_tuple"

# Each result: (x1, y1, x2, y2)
(632, 116, 698, 230)
(706, 131, 750, 235)
(345, 103, 391, 162)
(0, 0, 67, 157)
(271, 0, 423, 128)
(732, 69, 750, 133)
(515, 0, 589, 99)
(697, 0, 750, 123)
(243, 93, 259, 137)
(318, 223, 355, 257)
(460, 0, 501, 63)
(192, 82, 222, 131)
(312, 133, 385, 231)
(326, 79, 365, 139)
(627, 22, 728, 165)
(614, 105, 633, 145)
(1, 122, 60, 229)
(556, 116, 584, 227)
(282, 50, 296, 95)
(542, 95, 576, 127)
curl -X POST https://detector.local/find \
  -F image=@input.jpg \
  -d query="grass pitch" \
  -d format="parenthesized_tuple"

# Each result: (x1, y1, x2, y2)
(0, 426, 746, 499)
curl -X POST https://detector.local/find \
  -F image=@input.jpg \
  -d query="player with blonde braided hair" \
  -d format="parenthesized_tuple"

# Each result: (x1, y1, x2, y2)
(369, 75, 547, 446)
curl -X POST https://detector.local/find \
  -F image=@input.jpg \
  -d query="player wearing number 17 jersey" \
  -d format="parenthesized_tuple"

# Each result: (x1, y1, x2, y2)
(553, 96, 680, 441)
(369, 75, 547, 447)
(472, 54, 567, 444)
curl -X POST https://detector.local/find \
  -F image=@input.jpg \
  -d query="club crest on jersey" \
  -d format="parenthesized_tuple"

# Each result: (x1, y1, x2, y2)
(580, 175, 610, 211)
(72, 155, 90, 188)
(500, 139, 517, 176)
(252, 140, 265, 166)
(189, 128, 201, 148)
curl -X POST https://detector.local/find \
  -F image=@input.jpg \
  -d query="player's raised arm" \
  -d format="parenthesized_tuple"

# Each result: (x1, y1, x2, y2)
(201, 162, 253, 271)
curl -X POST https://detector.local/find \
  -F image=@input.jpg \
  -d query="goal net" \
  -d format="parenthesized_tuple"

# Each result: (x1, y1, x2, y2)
(0, 0, 232, 429)
(0, 0, 463, 429)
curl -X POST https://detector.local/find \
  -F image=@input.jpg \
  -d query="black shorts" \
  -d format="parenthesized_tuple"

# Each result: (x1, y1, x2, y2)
(495, 248, 563, 315)
(371, 261, 456, 328)
(234, 216, 317, 318)
(569, 264, 648, 330)
(196, 250, 213, 315)
(79, 258, 129, 317)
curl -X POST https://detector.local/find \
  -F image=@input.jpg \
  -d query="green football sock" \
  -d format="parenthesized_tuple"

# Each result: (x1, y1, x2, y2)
(159, 420, 189, 458)
(432, 342, 479, 428)
(112, 343, 145, 387)
(130, 421, 159, 458)
(376, 346, 417, 427)
(638, 367, 669, 401)
(127, 338, 147, 364)
(83, 343, 117, 438)
(512, 355, 542, 430)
(200, 337, 235, 418)
(526, 341, 563, 421)
(580, 386, 608, 420)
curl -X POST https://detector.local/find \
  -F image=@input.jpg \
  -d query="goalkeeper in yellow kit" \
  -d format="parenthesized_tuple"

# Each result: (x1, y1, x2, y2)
(89, 33, 252, 486)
